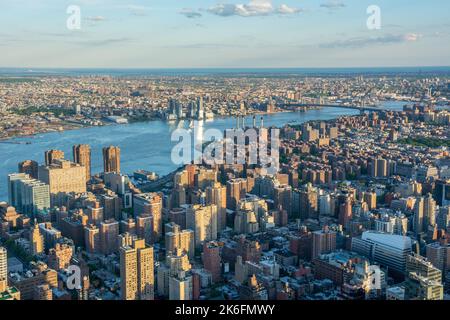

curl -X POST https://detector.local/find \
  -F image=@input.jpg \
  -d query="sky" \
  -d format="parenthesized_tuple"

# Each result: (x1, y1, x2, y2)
(0, 0, 449, 68)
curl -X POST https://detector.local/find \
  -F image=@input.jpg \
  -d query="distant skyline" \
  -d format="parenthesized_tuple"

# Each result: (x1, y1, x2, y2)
(1, 0, 450, 68)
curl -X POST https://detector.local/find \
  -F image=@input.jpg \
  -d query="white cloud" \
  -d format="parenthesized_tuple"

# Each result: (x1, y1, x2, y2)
(404, 33, 420, 41)
(207, 0, 301, 17)
(320, 33, 421, 48)
(277, 4, 302, 14)
(179, 8, 202, 19)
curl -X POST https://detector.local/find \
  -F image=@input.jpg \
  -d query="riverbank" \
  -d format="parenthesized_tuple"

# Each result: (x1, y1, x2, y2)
(0, 109, 304, 143)
(0, 107, 365, 200)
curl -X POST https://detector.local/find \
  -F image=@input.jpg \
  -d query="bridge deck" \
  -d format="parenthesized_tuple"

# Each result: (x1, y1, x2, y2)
(280, 103, 386, 112)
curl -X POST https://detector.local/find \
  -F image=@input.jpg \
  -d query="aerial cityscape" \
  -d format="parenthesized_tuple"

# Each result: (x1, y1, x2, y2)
(1, 0, 450, 305)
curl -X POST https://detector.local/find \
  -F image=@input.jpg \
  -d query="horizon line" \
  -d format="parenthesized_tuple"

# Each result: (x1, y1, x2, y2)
(1, 66, 450, 70)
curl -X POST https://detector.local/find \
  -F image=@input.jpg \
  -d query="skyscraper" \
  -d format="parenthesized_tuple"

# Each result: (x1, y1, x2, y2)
(73, 144, 91, 181)
(0, 247, 7, 292)
(120, 238, 154, 300)
(84, 224, 100, 254)
(226, 178, 247, 210)
(351, 231, 413, 274)
(18, 160, 38, 179)
(206, 183, 227, 232)
(38, 159, 86, 206)
(7, 172, 29, 208)
(169, 271, 193, 300)
(185, 204, 218, 248)
(18, 179, 50, 216)
(202, 241, 222, 283)
(414, 197, 425, 235)
(7, 173, 50, 216)
(134, 193, 163, 242)
(424, 193, 437, 230)
(44, 149, 64, 166)
(312, 227, 337, 260)
(165, 223, 195, 260)
(103, 146, 121, 173)
(405, 254, 443, 300)
(273, 184, 292, 217)
(434, 180, 450, 207)
(30, 223, 44, 256)
(100, 219, 119, 255)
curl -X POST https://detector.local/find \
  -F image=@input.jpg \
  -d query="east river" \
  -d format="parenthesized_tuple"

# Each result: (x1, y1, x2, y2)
(0, 102, 407, 200)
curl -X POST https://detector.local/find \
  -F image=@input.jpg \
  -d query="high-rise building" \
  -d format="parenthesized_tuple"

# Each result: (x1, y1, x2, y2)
(133, 193, 163, 242)
(18, 160, 38, 179)
(84, 224, 100, 254)
(405, 254, 443, 300)
(205, 183, 227, 232)
(86, 201, 104, 225)
(165, 223, 195, 260)
(0, 246, 19, 299)
(38, 160, 86, 206)
(120, 238, 154, 300)
(0, 247, 7, 292)
(363, 191, 377, 211)
(293, 183, 318, 220)
(100, 219, 119, 255)
(338, 198, 353, 229)
(273, 184, 292, 217)
(169, 271, 193, 300)
(30, 223, 44, 256)
(226, 178, 247, 210)
(73, 144, 91, 181)
(100, 193, 122, 220)
(185, 204, 218, 248)
(414, 195, 436, 235)
(120, 218, 136, 235)
(103, 146, 121, 173)
(202, 241, 222, 283)
(47, 243, 73, 271)
(414, 197, 425, 235)
(426, 241, 450, 272)
(8, 173, 50, 216)
(376, 158, 388, 177)
(312, 227, 337, 260)
(434, 180, 450, 207)
(44, 150, 64, 166)
(38, 222, 62, 250)
(351, 231, 412, 274)
(234, 195, 268, 235)
(169, 207, 187, 229)
(157, 249, 192, 298)
(7, 173, 29, 208)
(9, 261, 56, 300)
(136, 214, 153, 244)
(424, 193, 437, 229)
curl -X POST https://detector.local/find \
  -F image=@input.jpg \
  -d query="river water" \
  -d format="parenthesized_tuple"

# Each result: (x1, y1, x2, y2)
(0, 102, 407, 200)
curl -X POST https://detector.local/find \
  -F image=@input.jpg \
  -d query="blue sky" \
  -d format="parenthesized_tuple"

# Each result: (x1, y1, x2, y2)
(1, 0, 449, 68)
